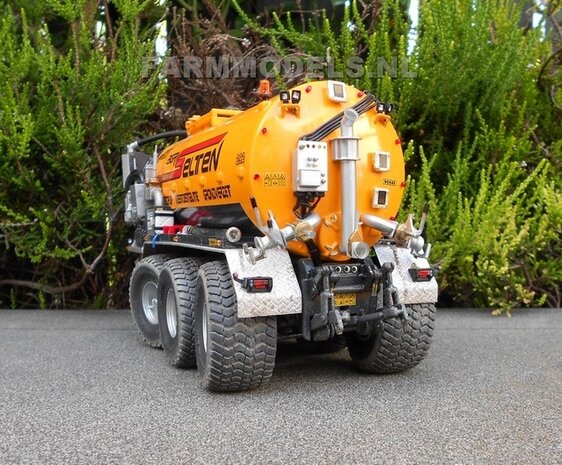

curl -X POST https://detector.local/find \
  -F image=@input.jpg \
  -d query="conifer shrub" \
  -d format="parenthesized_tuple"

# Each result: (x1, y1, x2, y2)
(0, 1, 165, 308)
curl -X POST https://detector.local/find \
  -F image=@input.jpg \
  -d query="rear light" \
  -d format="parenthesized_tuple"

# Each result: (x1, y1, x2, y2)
(408, 267, 435, 282)
(291, 90, 302, 104)
(232, 273, 273, 293)
(252, 278, 272, 291)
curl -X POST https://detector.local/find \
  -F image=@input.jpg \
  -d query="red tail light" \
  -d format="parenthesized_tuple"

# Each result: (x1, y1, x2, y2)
(232, 273, 273, 293)
(408, 267, 434, 282)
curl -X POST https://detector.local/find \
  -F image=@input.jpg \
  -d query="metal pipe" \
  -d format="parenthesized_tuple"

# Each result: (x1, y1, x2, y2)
(361, 214, 398, 237)
(151, 187, 164, 207)
(302, 211, 322, 230)
(339, 109, 359, 255)
(256, 212, 321, 251)
(246, 212, 322, 263)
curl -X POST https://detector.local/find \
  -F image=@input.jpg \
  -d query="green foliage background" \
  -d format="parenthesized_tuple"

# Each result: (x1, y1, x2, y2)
(0, 0, 165, 307)
(0, 0, 561, 312)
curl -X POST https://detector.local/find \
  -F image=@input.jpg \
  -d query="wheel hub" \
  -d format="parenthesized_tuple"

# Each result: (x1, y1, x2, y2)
(141, 281, 158, 325)
(165, 289, 178, 338)
(202, 302, 209, 353)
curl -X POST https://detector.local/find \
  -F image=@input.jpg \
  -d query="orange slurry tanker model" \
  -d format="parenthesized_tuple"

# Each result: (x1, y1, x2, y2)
(122, 80, 437, 392)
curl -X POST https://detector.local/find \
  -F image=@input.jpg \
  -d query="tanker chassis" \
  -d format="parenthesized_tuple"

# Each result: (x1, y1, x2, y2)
(122, 80, 437, 392)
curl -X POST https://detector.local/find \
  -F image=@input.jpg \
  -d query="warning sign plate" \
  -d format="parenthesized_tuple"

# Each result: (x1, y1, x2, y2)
(264, 172, 288, 188)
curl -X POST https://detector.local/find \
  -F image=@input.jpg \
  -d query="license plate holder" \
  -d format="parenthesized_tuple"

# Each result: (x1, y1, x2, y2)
(334, 292, 356, 307)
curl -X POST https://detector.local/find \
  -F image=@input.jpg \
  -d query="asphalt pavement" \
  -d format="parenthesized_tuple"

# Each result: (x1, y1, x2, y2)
(0, 308, 561, 465)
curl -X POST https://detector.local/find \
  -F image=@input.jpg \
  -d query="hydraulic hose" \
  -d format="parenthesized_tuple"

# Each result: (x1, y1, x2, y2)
(126, 130, 188, 152)
(302, 93, 376, 141)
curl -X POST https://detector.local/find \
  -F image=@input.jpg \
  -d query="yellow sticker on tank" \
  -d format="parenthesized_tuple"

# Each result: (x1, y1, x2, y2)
(334, 293, 356, 307)
(264, 172, 287, 188)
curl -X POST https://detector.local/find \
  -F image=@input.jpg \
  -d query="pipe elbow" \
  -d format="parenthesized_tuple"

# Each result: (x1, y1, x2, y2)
(151, 187, 164, 207)
(341, 109, 359, 129)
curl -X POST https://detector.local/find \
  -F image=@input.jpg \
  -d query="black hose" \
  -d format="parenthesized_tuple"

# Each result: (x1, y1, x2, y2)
(302, 93, 377, 141)
(132, 130, 188, 149)
(124, 169, 144, 190)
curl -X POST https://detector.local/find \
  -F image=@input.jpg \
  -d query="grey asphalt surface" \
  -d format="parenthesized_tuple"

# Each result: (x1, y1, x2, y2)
(0, 308, 561, 465)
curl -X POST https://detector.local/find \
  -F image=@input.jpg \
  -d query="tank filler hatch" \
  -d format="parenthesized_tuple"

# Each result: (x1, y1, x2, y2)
(185, 108, 241, 135)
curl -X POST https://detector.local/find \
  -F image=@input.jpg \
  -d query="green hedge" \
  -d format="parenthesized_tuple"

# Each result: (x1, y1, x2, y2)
(0, 1, 164, 308)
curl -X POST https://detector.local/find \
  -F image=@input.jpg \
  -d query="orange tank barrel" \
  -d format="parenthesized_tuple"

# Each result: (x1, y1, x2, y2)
(156, 80, 405, 262)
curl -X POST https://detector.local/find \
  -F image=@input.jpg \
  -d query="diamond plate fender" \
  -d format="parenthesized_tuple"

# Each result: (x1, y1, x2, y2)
(224, 247, 302, 318)
(374, 244, 438, 304)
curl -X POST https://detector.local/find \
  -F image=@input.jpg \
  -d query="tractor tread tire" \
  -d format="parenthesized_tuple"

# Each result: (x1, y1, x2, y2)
(347, 303, 436, 374)
(158, 257, 202, 368)
(129, 254, 170, 348)
(195, 260, 277, 392)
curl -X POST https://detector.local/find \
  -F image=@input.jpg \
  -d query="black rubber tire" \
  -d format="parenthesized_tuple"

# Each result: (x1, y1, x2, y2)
(346, 303, 436, 373)
(194, 260, 277, 392)
(129, 254, 170, 348)
(296, 335, 347, 354)
(157, 257, 202, 368)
